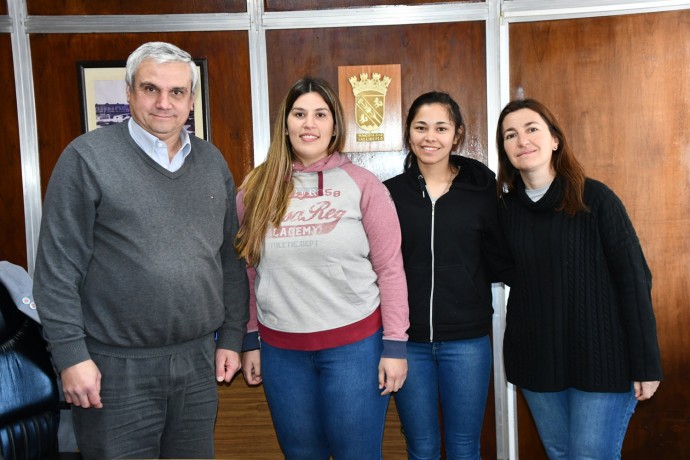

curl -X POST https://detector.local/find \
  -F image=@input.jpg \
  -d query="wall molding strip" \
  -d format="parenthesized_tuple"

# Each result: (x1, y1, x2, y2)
(9, 0, 41, 275)
(247, 0, 271, 165)
(262, 3, 489, 30)
(503, 0, 690, 22)
(0, 16, 11, 33)
(24, 13, 251, 33)
(488, 3, 518, 459)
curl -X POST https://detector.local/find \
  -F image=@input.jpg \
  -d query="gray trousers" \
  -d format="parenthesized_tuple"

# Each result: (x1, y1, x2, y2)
(73, 335, 218, 459)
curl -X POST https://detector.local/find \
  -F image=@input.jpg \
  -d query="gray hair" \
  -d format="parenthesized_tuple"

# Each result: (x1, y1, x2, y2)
(125, 41, 198, 94)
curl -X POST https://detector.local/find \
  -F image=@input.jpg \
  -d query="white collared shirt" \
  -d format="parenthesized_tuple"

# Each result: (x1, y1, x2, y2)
(128, 118, 191, 172)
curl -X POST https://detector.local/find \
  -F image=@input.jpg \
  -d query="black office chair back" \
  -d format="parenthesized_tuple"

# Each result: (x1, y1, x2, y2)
(0, 283, 60, 460)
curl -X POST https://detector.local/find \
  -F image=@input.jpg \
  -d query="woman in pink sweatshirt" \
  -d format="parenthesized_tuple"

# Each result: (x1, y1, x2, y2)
(235, 77, 409, 460)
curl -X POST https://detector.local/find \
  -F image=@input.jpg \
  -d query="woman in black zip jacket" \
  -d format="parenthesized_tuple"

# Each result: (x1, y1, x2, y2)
(384, 92, 512, 460)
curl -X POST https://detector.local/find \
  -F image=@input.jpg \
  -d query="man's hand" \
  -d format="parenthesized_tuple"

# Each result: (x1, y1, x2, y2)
(216, 348, 241, 383)
(241, 349, 262, 385)
(61, 360, 103, 408)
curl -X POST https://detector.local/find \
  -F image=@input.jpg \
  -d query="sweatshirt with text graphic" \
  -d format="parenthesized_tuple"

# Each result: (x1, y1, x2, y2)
(237, 153, 409, 358)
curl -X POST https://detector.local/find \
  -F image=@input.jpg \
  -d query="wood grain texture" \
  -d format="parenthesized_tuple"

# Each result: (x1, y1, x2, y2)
(266, 22, 488, 165)
(265, 0, 483, 12)
(509, 10, 690, 459)
(0, 35, 27, 268)
(30, 32, 253, 195)
(215, 377, 282, 458)
(27, 0, 245, 15)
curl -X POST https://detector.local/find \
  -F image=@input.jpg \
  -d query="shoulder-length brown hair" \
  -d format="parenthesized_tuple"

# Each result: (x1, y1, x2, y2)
(235, 77, 346, 266)
(496, 98, 588, 216)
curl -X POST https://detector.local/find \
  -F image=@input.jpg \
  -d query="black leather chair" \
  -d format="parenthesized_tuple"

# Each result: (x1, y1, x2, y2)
(0, 280, 60, 460)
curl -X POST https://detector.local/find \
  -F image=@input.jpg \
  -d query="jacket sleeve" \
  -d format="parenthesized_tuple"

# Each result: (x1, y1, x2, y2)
(350, 166, 409, 359)
(482, 186, 516, 286)
(33, 146, 96, 372)
(596, 183, 663, 381)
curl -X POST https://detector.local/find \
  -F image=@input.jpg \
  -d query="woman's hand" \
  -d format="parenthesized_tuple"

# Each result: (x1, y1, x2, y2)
(241, 349, 262, 385)
(378, 358, 408, 395)
(634, 381, 660, 401)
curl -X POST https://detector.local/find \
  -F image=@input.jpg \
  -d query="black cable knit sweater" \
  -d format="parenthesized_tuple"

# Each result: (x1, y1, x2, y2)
(498, 177, 662, 392)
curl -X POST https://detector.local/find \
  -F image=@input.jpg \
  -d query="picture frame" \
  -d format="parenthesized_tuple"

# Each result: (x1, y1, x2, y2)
(77, 59, 210, 140)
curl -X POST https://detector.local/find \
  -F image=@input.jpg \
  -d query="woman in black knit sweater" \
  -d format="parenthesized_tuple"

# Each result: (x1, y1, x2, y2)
(496, 98, 662, 459)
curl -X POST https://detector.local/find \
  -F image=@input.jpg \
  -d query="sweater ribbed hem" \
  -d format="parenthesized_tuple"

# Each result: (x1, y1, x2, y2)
(85, 333, 214, 358)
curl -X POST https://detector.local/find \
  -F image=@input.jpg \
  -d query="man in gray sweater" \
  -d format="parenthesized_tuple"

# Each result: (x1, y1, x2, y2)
(33, 41, 248, 458)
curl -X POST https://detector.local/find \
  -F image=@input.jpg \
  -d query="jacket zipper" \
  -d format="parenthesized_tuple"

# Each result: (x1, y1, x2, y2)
(418, 173, 436, 342)
(429, 200, 436, 342)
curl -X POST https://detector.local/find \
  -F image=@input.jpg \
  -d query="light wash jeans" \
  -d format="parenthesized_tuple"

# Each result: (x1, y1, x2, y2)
(521, 384, 637, 460)
(260, 329, 390, 460)
(394, 336, 492, 460)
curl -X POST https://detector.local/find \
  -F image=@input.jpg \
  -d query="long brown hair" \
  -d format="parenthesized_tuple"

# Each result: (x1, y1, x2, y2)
(496, 98, 588, 215)
(235, 77, 346, 266)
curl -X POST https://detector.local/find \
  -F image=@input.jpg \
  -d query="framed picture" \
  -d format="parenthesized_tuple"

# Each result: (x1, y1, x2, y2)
(77, 59, 210, 140)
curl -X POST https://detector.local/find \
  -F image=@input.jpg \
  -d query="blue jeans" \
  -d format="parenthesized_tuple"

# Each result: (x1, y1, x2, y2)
(260, 330, 390, 460)
(393, 336, 491, 460)
(521, 385, 638, 460)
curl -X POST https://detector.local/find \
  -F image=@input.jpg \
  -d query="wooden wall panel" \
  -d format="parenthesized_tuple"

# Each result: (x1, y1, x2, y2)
(0, 35, 27, 268)
(266, 22, 488, 174)
(509, 11, 690, 459)
(27, 0, 245, 15)
(30, 32, 253, 195)
(0, 4, 7, 15)
(265, 0, 482, 12)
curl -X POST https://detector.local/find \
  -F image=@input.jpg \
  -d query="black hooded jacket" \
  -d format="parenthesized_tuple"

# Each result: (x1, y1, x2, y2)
(384, 155, 513, 342)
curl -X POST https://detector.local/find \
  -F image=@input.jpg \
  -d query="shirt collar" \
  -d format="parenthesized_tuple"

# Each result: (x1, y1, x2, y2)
(127, 118, 192, 167)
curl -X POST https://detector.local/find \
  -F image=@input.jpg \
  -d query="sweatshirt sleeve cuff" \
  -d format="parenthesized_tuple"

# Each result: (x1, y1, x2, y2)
(382, 339, 407, 359)
(242, 331, 260, 352)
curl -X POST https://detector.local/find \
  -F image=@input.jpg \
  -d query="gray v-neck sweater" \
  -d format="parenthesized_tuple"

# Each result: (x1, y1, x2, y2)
(34, 123, 248, 371)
